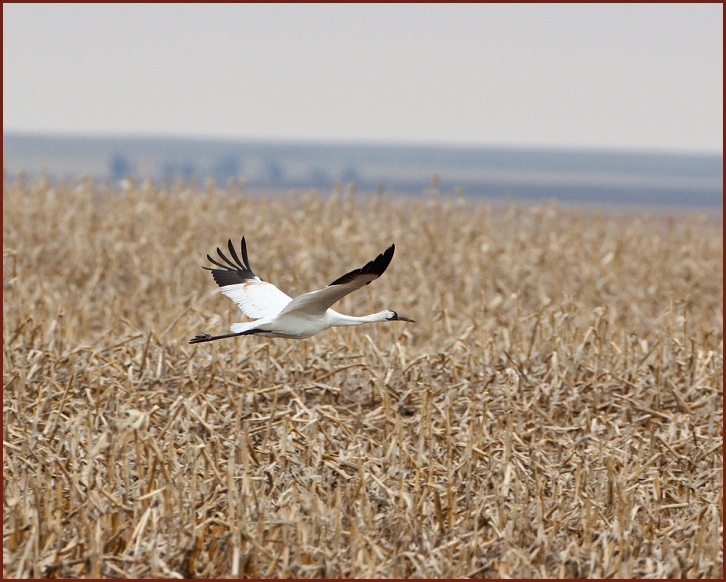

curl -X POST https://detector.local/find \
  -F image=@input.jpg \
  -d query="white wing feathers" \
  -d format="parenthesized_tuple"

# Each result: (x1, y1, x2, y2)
(203, 237, 292, 320)
(204, 238, 395, 320)
(221, 280, 291, 320)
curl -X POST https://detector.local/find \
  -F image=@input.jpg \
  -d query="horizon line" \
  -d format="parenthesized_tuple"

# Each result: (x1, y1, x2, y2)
(3, 129, 722, 159)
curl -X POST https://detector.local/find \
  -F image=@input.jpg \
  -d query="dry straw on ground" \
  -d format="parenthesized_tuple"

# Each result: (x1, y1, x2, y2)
(3, 176, 723, 578)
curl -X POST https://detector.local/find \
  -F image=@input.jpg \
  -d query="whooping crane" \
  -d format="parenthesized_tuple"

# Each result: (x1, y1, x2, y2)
(190, 237, 414, 343)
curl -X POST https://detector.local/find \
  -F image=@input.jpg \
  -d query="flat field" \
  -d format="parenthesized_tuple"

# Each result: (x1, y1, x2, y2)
(3, 178, 723, 578)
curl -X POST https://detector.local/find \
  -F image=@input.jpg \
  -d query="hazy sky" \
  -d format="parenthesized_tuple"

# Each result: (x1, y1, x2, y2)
(3, 3, 723, 153)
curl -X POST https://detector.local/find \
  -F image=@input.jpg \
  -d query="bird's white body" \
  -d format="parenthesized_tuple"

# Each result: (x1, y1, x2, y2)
(190, 238, 413, 344)
(230, 309, 394, 339)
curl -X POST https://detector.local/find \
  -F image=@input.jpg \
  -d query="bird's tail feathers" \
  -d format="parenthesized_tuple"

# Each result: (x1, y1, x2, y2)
(230, 321, 259, 334)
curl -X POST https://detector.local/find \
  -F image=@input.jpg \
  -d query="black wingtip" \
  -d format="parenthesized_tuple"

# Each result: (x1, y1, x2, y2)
(328, 244, 396, 287)
(240, 236, 250, 270)
(200, 237, 257, 287)
(372, 244, 395, 277)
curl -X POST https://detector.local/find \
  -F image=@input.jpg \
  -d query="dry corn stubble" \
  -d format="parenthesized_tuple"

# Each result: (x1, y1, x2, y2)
(3, 177, 723, 578)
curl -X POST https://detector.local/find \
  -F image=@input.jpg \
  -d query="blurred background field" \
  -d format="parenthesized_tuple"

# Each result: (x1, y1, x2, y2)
(5, 4, 722, 576)
(3, 177, 722, 577)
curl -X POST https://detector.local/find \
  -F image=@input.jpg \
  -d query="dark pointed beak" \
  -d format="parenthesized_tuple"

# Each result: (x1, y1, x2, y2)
(394, 314, 415, 323)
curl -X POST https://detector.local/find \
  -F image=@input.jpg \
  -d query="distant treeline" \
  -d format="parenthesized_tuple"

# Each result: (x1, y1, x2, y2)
(4, 133, 723, 208)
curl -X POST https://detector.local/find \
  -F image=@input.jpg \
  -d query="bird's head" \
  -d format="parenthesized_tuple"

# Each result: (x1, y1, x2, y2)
(385, 310, 415, 323)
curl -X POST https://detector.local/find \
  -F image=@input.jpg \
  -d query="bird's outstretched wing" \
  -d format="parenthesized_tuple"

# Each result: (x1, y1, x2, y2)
(203, 237, 292, 320)
(279, 244, 395, 318)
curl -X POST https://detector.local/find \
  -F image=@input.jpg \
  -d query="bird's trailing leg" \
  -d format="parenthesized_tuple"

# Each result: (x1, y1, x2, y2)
(189, 330, 256, 344)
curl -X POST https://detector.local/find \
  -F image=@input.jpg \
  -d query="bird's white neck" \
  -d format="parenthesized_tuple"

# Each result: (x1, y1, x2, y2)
(325, 310, 390, 327)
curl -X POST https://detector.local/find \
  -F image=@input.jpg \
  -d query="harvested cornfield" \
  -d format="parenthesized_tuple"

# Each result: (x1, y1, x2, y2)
(3, 177, 723, 578)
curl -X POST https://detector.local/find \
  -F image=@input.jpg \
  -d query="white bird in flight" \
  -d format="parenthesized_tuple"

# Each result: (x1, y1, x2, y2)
(190, 237, 414, 343)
